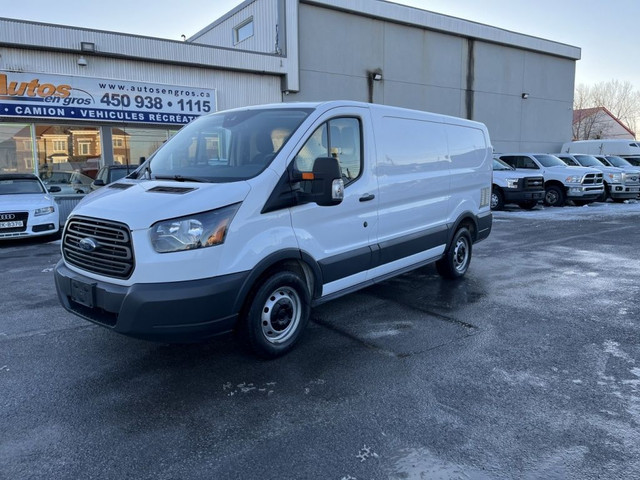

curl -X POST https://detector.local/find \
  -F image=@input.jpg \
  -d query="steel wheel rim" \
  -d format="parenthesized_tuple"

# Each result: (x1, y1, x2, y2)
(453, 236, 469, 273)
(261, 287, 302, 344)
(545, 190, 558, 205)
(490, 192, 499, 209)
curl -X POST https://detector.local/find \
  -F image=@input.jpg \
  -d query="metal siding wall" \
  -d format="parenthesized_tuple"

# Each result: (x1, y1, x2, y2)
(473, 42, 575, 152)
(0, 19, 284, 73)
(189, 0, 279, 54)
(291, 4, 576, 152)
(0, 48, 281, 111)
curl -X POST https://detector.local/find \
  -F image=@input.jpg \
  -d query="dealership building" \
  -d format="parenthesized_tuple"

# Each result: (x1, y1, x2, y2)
(0, 0, 581, 177)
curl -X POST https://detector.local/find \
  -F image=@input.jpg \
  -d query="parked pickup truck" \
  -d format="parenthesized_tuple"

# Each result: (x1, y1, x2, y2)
(495, 153, 604, 207)
(556, 153, 639, 202)
(491, 158, 544, 210)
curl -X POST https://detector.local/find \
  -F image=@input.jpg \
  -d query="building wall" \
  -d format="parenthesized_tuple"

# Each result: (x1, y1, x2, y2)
(287, 2, 576, 152)
(189, 0, 280, 54)
(473, 42, 575, 152)
(0, 48, 282, 112)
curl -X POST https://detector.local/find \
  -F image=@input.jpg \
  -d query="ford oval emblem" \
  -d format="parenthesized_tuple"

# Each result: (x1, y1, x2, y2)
(78, 237, 98, 252)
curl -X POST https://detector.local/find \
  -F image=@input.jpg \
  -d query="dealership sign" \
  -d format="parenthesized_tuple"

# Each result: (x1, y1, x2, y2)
(0, 71, 217, 125)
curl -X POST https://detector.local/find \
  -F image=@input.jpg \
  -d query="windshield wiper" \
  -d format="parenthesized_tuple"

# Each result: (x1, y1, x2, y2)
(153, 175, 209, 183)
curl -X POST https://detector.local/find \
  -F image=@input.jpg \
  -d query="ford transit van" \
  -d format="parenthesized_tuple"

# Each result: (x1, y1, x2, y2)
(54, 101, 492, 357)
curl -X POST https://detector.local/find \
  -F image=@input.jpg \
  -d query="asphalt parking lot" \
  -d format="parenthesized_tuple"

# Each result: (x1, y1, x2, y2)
(2, 203, 640, 480)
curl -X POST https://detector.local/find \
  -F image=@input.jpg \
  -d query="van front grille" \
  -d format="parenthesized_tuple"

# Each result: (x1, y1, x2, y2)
(63, 216, 134, 279)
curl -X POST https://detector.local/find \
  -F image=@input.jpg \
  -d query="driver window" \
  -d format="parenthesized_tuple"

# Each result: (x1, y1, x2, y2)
(294, 124, 328, 172)
(293, 118, 362, 184)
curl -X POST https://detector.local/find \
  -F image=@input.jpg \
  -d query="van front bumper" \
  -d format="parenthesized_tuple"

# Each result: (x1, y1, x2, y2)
(54, 260, 249, 342)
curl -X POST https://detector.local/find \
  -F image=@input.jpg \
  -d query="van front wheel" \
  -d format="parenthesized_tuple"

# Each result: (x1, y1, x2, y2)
(241, 270, 311, 358)
(436, 228, 472, 279)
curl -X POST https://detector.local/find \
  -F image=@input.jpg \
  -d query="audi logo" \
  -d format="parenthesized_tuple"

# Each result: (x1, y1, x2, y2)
(0, 214, 16, 220)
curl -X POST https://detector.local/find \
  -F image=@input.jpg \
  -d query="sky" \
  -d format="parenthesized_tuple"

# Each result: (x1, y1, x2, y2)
(1, 0, 638, 88)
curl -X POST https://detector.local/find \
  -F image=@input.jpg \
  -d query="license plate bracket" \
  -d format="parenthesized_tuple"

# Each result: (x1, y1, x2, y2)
(71, 279, 96, 308)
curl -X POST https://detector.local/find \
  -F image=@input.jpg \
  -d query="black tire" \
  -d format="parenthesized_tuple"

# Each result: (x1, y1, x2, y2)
(518, 200, 538, 210)
(436, 228, 472, 280)
(490, 188, 505, 210)
(240, 270, 310, 359)
(598, 183, 610, 202)
(544, 185, 565, 207)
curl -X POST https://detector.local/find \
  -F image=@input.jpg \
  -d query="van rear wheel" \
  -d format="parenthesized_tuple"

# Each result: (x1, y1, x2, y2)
(436, 227, 472, 279)
(240, 270, 310, 358)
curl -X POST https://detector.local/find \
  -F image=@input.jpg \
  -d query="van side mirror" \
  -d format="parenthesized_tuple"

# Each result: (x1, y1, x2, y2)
(93, 179, 106, 187)
(304, 157, 344, 206)
(261, 157, 344, 214)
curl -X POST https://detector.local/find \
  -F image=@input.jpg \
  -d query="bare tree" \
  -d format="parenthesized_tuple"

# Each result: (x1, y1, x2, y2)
(573, 80, 640, 139)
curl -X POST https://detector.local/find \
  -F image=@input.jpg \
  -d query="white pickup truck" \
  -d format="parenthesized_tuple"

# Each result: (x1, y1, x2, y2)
(491, 158, 544, 210)
(495, 153, 604, 207)
(556, 153, 640, 202)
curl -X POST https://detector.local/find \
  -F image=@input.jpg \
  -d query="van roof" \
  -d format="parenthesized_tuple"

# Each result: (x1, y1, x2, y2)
(219, 100, 488, 130)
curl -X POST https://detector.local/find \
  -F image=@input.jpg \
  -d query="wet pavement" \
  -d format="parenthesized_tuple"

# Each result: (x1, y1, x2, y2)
(1, 204, 640, 479)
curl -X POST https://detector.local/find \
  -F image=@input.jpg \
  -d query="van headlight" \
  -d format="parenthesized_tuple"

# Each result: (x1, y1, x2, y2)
(150, 203, 240, 253)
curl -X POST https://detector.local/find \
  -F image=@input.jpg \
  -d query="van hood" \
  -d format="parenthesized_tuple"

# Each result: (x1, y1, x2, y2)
(71, 180, 251, 230)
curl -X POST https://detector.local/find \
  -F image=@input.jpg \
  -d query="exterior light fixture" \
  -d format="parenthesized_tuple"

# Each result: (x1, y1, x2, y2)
(77, 56, 88, 67)
(521, 93, 529, 99)
(80, 42, 96, 53)
(372, 72, 383, 81)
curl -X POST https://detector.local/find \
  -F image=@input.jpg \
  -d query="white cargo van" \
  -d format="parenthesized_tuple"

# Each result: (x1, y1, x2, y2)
(54, 101, 492, 357)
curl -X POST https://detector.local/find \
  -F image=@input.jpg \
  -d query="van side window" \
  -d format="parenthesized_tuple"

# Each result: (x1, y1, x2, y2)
(294, 117, 362, 185)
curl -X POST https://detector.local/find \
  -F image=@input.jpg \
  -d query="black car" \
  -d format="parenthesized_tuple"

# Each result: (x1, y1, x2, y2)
(91, 164, 137, 191)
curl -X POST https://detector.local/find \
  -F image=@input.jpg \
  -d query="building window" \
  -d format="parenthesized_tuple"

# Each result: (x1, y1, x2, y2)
(78, 141, 91, 155)
(234, 18, 254, 44)
(53, 140, 67, 151)
(113, 138, 124, 148)
(0, 124, 33, 173)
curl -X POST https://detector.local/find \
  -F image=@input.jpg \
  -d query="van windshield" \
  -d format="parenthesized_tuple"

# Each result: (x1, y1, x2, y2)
(144, 107, 312, 183)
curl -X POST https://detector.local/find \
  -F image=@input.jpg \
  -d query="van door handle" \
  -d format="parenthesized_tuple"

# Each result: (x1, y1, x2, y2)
(359, 193, 375, 202)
